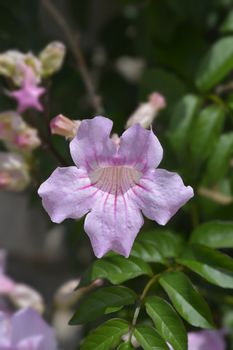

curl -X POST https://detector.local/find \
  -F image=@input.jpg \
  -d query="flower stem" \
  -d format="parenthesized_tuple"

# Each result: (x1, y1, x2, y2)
(129, 273, 161, 342)
(42, 0, 104, 114)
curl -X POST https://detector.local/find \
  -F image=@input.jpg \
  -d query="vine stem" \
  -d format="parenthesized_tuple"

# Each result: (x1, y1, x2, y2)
(42, 0, 103, 114)
(128, 273, 161, 343)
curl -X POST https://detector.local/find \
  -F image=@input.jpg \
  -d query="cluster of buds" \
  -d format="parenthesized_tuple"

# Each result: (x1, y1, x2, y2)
(0, 112, 41, 191)
(0, 111, 40, 152)
(0, 41, 66, 86)
(0, 42, 66, 114)
(0, 153, 30, 191)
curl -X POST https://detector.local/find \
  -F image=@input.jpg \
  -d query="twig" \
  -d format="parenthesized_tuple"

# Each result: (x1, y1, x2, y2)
(42, 0, 103, 114)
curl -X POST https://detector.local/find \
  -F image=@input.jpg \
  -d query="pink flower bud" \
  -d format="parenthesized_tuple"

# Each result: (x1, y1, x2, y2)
(126, 92, 166, 129)
(111, 133, 120, 146)
(0, 171, 12, 189)
(14, 129, 41, 151)
(149, 92, 166, 109)
(50, 114, 81, 139)
(0, 112, 41, 152)
(39, 41, 66, 77)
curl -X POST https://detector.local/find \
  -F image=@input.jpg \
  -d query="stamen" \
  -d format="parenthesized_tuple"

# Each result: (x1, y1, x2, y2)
(89, 166, 142, 194)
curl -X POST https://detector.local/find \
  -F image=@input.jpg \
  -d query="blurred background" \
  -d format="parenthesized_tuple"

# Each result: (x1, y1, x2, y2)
(0, 0, 233, 348)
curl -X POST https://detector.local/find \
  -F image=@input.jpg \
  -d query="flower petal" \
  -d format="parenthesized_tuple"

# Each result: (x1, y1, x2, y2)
(70, 116, 117, 171)
(133, 169, 194, 225)
(38, 167, 99, 223)
(84, 192, 144, 258)
(118, 124, 163, 171)
(11, 308, 57, 350)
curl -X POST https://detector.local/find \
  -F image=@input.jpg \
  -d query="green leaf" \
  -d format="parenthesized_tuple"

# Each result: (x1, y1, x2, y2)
(70, 286, 137, 325)
(168, 94, 201, 157)
(204, 133, 233, 185)
(189, 105, 224, 166)
(190, 221, 233, 248)
(80, 318, 129, 350)
(220, 10, 233, 34)
(178, 244, 233, 289)
(132, 230, 183, 263)
(159, 271, 214, 328)
(196, 36, 233, 91)
(145, 296, 187, 350)
(134, 325, 170, 350)
(80, 256, 153, 286)
(117, 342, 134, 350)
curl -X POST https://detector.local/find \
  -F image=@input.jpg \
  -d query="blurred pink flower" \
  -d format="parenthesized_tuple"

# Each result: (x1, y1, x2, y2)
(168, 330, 225, 350)
(38, 116, 193, 258)
(8, 65, 45, 113)
(0, 308, 57, 350)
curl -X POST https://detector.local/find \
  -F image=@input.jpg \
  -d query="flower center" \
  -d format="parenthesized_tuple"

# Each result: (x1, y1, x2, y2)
(90, 166, 142, 194)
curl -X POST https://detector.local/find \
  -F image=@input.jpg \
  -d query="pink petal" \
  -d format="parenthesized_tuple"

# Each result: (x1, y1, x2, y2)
(133, 169, 194, 225)
(0, 312, 10, 347)
(17, 335, 43, 350)
(84, 191, 144, 258)
(188, 331, 225, 350)
(0, 276, 15, 294)
(11, 308, 57, 350)
(38, 167, 99, 223)
(70, 116, 117, 171)
(118, 124, 163, 172)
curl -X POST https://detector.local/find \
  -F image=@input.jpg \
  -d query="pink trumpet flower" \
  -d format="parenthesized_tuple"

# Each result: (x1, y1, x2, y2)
(0, 308, 57, 350)
(38, 116, 193, 258)
(8, 65, 45, 113)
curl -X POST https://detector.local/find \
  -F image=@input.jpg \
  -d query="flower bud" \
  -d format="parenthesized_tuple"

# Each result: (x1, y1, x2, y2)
(54, 278, 103, 309)
(9, 283, 45, 314)
(39, 42, 66, 77)
(111, 133, 120, 146)
(0, 51, 41, 86)
(0, 152, 30, 191)
(126, 92, 166, 129)
(14, 129, 41, 151)
(0, 111, 41, 152)
(50, 114, 81, 139)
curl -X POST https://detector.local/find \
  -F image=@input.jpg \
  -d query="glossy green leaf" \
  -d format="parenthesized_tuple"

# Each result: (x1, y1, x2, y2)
(159, 271, 214, 328)
(145, 296, 187, 350)
(168, 94, 201, 157)
(196, 36, 233, 91)
(80, 318, 129, 350)
(117, 342, 134, 350)
(190, 105, 224, 166)
(70, 286, 137, 325)
(80, 256, 153, 286)
(132, 230, 183, 263)
(134, 325, 170, 350)
(178, 244, 233, 288)
(204, 133, 233, 185)
(190, 221, 233, 248)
